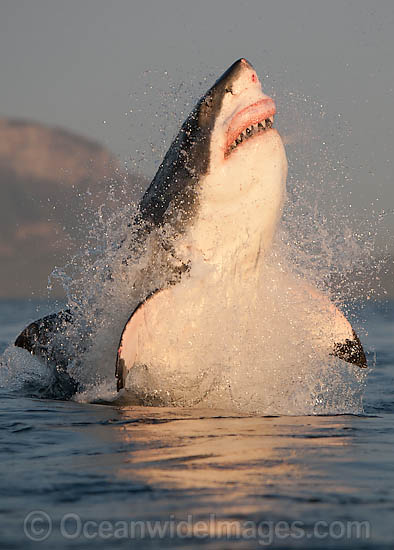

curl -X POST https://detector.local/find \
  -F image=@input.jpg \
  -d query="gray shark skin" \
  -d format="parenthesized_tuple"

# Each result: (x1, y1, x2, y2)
(14, 59, 367, 399)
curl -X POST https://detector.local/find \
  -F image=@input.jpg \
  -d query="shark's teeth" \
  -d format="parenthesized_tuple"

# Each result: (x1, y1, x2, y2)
(226, 117, 274, 156)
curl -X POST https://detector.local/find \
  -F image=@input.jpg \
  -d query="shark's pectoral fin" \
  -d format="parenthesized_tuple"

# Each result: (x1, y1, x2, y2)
(288, 277, 368, 369)
(15, 309, 73, 367)
(116, 289, 167, 391)
(332, 329, 367, 368)
(14, 309, 79, 398)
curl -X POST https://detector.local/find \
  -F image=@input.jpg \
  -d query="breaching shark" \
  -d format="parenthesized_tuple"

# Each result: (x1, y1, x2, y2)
(15, 59, 367, 400)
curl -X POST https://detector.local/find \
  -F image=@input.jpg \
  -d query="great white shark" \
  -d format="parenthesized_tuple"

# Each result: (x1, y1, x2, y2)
(15, 59, 367, 400)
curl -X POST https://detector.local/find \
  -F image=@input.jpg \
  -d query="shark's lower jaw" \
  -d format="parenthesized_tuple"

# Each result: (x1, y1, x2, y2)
(225, 117, 274, 157)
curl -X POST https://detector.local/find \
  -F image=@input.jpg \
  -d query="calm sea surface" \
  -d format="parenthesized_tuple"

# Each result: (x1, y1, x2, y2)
(0, 298, 393, 549)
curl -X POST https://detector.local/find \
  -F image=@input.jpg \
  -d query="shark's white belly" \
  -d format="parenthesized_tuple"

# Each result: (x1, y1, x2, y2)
(122, 259, 356, 408)
(118, 132, 355, 405)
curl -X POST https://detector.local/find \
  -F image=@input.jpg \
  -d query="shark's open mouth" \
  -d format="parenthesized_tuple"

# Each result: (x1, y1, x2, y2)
(225, 98, 276, 158)
(225, 117, 274, 157)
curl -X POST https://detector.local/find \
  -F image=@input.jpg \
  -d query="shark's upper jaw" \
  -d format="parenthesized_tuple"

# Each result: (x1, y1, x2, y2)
(225, 98, 276, 157)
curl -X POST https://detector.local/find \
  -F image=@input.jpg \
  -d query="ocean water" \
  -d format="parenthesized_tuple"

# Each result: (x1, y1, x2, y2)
(0, 298, 393, 549)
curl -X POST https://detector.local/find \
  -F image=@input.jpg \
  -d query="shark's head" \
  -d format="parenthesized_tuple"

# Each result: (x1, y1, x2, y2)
(199, 59, 279, 160)
(140, 59, 287, 246)
(199, 59, 287, 202)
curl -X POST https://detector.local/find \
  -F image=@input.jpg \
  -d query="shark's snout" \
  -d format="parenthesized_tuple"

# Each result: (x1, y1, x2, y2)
(214, 58, 260, 93)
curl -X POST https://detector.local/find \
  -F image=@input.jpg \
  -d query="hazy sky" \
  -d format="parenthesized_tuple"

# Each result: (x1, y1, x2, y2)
(1, 0, 394, 248)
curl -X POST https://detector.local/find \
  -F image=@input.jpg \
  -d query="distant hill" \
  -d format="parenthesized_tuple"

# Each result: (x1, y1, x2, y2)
(0, 118, 147, 298)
